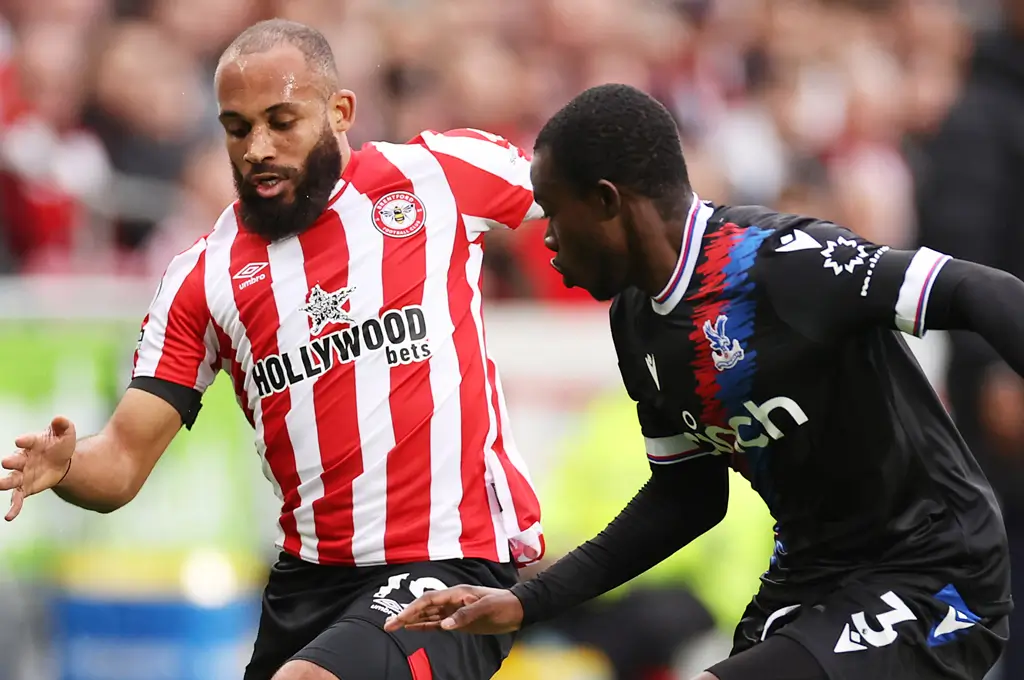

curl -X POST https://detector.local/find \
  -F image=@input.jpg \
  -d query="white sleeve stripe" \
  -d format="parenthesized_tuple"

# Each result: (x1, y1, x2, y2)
(644, 434, 702, 463)
(133, 238, 207, 378)
(419, 131, 531, 190)
(894, 247, 951, 337)
(649, 451, 716, 465)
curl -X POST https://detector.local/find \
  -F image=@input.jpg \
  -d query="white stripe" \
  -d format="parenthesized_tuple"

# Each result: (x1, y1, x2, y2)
(134, 238, 207, 379)
(652, 196, 712, 316)
(332, 185, 393, 566)
(644, 434, 701, 459)
(268, 238, 325, 563)
(894, 247, 951, 337)
(194, 320, 219, 391)
(648, 451, 716, 465)
(204, 209, 286, 550)
(375, 142, 465, 560)
(465, 236, 517, 553)
(419, 131, 532, 191)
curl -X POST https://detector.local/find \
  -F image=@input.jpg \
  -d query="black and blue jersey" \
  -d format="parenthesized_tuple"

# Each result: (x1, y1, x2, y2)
(609, 196, 1008, 609)
(511, 195, 1023, 629)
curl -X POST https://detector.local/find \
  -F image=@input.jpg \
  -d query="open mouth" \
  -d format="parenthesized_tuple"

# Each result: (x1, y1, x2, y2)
(550, 257, 573, 288)
(250, 173, 290, 199)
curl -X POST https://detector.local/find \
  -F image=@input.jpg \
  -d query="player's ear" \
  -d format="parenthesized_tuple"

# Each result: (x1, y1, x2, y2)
(594, 179, 621, 220)
(329, 89, 356, 133)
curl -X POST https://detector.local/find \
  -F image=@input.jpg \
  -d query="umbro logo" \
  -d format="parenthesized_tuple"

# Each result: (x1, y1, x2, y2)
(233, 262, 269, 291)
(233, 262, 268, 280)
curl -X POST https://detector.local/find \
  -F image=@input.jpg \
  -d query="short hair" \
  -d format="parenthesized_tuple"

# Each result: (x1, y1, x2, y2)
(218, 19, 340, 96)
(535, 84, 689, 209)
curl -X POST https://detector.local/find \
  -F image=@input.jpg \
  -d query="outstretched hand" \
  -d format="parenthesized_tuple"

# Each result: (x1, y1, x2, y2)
(383, 585, 525, 635)
(1, 416, 76, 521)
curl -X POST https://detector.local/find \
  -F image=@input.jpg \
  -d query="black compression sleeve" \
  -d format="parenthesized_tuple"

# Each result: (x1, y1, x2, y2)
(927, 259, 1024, 378)
(128, 377, 203, 430)
(510, 455, 728, 626)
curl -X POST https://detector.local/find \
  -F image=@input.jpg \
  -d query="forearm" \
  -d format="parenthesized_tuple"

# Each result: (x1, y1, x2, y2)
(510, 460, 727, 625)
(53, 433, 143, 513)
(930, 260, 1024, 378)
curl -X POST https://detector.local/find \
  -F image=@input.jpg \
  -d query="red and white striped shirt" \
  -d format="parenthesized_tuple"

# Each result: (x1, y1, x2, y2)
(132, 129, 545, 567)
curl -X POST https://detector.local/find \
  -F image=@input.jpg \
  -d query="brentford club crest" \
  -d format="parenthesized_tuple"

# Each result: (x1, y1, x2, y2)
(372, 191, 426, 238)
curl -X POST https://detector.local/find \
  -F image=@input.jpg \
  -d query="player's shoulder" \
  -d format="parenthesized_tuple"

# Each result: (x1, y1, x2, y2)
(710, 204, 847, 256)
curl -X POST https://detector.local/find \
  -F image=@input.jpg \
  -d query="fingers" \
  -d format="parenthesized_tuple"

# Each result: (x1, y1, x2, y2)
(50, 416, 72, 438)
(0, 470, 23, 492)
(1, 452, 26, 471)
(13, 434, 36, 450)
(5, 488, 24, 521)
(440, 599, 487, 631)
(383, 587, 476, 632)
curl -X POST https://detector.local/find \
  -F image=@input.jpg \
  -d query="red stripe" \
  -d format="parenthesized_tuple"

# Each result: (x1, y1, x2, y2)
(407, 648, 432, 680)
(689, 228, 734, 427)
(230, 229, 303, 557)
(349, 145, 434, 562)
(417, 132, 534, 230)
(486, 356, 540, 532)
(299, 211, 362, 563)
(449, 221, 499, 560)
(153, 249, 211, 388)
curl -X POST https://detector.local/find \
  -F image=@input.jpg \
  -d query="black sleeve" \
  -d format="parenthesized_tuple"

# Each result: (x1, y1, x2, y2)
(128, 376, 202, 430)
(759, 220, 952, 342)
(924, 259, 1024, 379)
(509, 453, 728, 626)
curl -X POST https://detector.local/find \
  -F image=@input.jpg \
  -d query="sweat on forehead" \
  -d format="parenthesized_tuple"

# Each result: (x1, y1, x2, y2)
(216, 19, 340, 96)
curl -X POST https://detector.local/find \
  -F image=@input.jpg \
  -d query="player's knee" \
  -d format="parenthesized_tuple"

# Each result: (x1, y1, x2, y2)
(272, 659, 341, 680)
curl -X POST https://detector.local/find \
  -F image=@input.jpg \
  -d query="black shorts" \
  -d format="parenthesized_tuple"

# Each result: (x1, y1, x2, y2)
(709, 574, 1008, 680)
(243, 553, 518, 680)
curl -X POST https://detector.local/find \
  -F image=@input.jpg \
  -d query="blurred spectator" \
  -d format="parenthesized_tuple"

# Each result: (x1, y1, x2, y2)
(916, 1, 1024, 677)
(0, 21, 110, 272)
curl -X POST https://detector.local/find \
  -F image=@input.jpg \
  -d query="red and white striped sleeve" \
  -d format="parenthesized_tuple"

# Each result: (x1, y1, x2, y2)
(412, 128, 543, 236)
(132, 237, 219, 394)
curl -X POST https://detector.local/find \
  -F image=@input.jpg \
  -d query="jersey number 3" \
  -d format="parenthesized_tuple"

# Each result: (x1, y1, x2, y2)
(834, 591, 917, 653)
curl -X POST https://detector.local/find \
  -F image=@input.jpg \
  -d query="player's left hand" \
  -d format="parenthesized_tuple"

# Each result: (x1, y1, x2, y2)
(383, 585, 524, 635)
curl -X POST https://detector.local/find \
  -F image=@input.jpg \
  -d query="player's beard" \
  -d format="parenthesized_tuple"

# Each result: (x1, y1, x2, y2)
(233, 128, 343, 242)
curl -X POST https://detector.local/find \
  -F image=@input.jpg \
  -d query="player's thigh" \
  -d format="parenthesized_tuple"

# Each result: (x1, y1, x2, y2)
(244, 554, 354, 680)
(705, 634, 827, 680)
(343, 559, 517, 679)
(284, 618, 415, 680)
(770, 580, 1006, 680)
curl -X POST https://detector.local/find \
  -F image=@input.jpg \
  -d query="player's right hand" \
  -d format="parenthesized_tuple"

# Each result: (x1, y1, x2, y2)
(382, 585, 524, 635)
(1, 416, 76, 522)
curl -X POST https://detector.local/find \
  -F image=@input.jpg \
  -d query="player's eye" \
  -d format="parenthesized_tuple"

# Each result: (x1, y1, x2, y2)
(225, 125, 250, 139)
(271, 119, 296, 131)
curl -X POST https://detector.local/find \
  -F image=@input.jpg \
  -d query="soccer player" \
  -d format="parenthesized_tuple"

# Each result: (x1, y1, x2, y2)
(0, 19, 545, 680)
(384, 84, 1021, 680)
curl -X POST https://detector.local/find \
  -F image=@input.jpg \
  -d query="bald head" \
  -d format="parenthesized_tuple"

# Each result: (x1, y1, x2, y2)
(217, 19, 340, 97)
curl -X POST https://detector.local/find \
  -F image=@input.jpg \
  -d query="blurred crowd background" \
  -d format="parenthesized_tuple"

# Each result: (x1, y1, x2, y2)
(1, 0, 1024, 679)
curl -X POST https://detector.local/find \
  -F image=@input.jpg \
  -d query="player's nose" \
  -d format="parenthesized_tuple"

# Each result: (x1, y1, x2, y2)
(244, 125, 276, 164)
